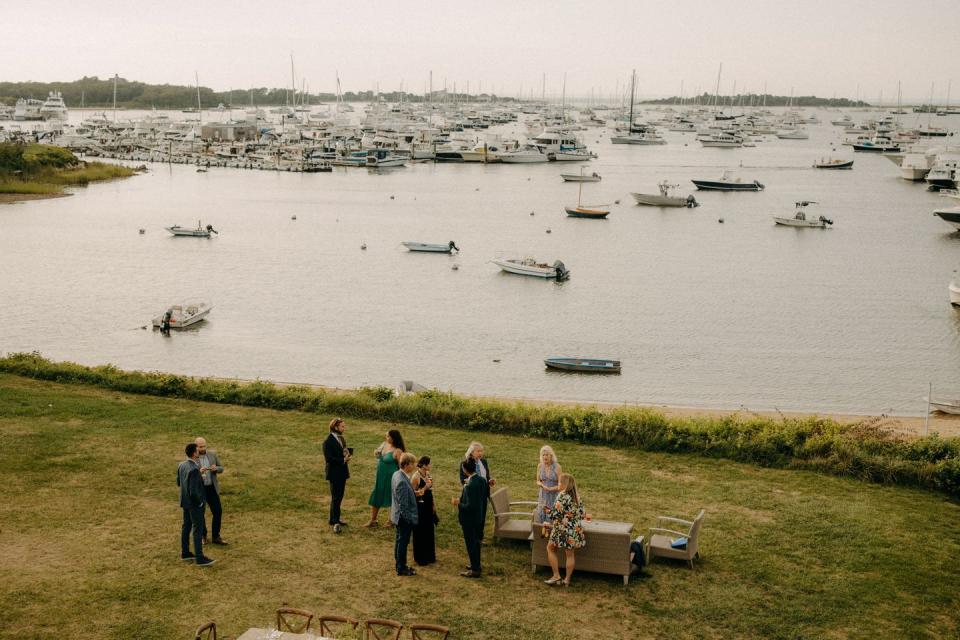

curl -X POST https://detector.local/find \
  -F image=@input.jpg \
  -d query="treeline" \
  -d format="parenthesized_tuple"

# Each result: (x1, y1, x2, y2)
(0, 76, 511, 108)
(643, 92, 870, 107)
(1, 353, 958, 499)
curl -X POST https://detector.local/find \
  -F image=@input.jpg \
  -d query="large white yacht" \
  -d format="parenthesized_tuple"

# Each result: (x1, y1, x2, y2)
(39, 91, 68, 121)
(13, 97, 44, 121)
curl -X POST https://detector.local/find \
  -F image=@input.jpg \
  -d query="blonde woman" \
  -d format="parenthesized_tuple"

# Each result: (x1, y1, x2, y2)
(534, 445, 561, 524)
(543, 473, 585, 587)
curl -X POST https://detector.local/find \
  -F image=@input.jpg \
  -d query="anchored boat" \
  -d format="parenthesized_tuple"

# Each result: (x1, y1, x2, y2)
(491, 257, 569, 280)
(691, 170, 764, 191)
(165, 221, 218, 237)
(402, 241, 459, 253)
(544, 357, 621, 373)
(813, 157, 854, 170)
(152, 302, 212, 330)
(632, 181, 699, 207)
(773, 201, 833, 228)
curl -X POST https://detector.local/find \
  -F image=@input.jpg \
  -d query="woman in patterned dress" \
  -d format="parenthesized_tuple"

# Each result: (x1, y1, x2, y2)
(534, 445, 562, 524)
(543, 473, 585, 586)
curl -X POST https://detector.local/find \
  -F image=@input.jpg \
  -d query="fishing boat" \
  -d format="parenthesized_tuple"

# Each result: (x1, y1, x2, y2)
(691, 170, 764, 191)
(564, 176, 610, 218)
(813, 157, 854, 170)
(933, 206, 960, 231)
(773, 201, 833, 228)
(544, 357, 621, 373)
(631, 181, 699, 207)
(165, 222, 218, 237)
(152, 302, 212, 329)
(852, 137, 900, 153)
(402, 241, 459, 253)
(491, 257, 569, 280)
(366, 149, 406, 167)
(561, 172, 601, 182)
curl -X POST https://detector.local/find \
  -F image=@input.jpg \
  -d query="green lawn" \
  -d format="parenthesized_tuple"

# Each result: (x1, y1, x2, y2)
(0, 373, 958, 639)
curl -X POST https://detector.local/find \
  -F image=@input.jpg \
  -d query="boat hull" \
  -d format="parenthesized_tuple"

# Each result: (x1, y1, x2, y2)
(152, 304, 211, 329)
(165, 226, 213, 237)
(492, 259, 566, 279)
(853, 144, 900, 152)
(950, 281, 960, 307)
(544, 358, 621, 373)
(773, 217, 828, 228)
(814, 160, 854, 170)
(930, 400, 960, 414)
(933, 208, 960, 231)
(561, 175, 601, 182)
(691, 180, 763, 191)
(402, 242, 455, 253)
(564, 206, 609, 218)
(631, 193, 689, 207)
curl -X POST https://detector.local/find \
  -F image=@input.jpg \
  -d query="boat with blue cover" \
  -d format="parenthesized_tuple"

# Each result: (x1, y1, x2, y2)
(544, 357, 621, 373)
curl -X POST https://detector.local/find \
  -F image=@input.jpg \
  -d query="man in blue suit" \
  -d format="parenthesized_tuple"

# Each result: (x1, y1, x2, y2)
(177, 443, 215, 566)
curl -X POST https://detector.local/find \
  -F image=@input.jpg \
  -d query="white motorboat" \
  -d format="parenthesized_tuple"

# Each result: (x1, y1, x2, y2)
(631, 181, 699, 207)
(491, 257, 569, 280)
(458, 144, 503, 163)
(899, 153, 932, 181)
(499, 146, 549, 163)
(366, 150, 406, 167)
(610, 132, 667, 145)
(950, 278, 960, 308)
(13, 97, 43, 121)
(773, 201, 833, 228)
(552, 149, 597, 161)
(776, 128, 809, 140)
(152, 302, 212, 329)
(561, 172, 601, 182)
(699, 132, 744, 148)
(402, 241, 459, 253)
(165, 222, 218, 237)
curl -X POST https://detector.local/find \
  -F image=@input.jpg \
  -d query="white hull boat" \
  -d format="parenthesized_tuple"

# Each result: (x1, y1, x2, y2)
(561, 172, 601, 182)
(631, 181, 698, 207)
(491, 257, 569, 279)
(152, 302, 212, 329)
(933, 206, 960, 231)
(499, 147, 549, 163)
(552, 150, 597, 161)
(610, 133, 666, 145)
(166, 222, 218, 237)
(402, 241, 459, 253)
(950, 279, 960, 307)
(773, 201, 832, 228)
(927, 397, 960, 414)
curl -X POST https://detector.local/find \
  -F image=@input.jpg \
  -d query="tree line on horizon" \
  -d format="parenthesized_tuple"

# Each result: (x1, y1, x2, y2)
(642, 92, 870, 108)
(0, 76, 518, 109)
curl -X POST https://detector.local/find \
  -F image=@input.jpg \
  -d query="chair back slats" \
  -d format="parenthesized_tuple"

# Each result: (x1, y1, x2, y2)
(277, 607, 315, 633)
(320, 614, 360, 638)
(194, 621, 216, 640)
(410, 623, 450, 640)
(688, 509, 706, 555)
(490, 488, 509, 523)
(364, 617, 403, 640)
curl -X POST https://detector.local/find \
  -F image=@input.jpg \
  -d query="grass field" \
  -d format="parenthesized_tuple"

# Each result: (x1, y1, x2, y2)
(1, 373, 958, 639)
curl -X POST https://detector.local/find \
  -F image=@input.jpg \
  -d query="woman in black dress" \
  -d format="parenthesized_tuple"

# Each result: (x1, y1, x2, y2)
(411, 456, 437, 566)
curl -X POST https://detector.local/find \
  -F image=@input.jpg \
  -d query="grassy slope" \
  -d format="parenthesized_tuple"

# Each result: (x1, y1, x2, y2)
(0, 144, 134, 195)
(0, 374, 958, 640)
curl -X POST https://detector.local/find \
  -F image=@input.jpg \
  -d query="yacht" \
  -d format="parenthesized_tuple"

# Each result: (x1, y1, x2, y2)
(899, 153, 932, 181)
(39, 91, 68, 121)
(926, 161, 958, 190)
(776, 128, 809, 140)
(499, 146, 549, 163)
(699, 132, 744, 148)
(13, 97, 44, 121)
(610, 131, 667, 145)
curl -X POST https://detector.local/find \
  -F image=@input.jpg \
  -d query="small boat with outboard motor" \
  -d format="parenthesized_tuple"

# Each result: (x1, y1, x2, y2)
(631, 181, 699, 207)
(773, 201, 833, 228)
(165, 221, 218, 237)
(544, 357, 621, 373)
(402, 241, 460, 253)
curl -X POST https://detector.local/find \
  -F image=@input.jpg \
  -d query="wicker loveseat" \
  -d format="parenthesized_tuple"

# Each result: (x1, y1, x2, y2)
(530, 519, 635, 585)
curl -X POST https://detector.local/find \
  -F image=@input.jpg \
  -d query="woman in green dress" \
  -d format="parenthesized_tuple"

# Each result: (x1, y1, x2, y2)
(365, 429, 406, 527)
(543, 473, 586, 587)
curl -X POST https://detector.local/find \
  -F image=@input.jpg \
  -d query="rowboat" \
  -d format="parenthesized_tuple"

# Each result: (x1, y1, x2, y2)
(152, 302, 212, 330)
(402, 241, 459, 253)
(926, 397, 960, 415)
(165, 222, 218, 237)
(561, 172, 601, 182)
(544, 357, 621, 373)
(491, 257, 569, 280)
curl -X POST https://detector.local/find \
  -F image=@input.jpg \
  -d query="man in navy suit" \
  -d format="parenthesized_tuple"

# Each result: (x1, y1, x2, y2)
(323, 417, 351, 532)
(177, 443, 215, 566)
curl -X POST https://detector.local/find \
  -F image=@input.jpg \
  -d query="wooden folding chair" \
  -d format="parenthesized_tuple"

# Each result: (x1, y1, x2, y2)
(277, 607, 315, 633)
(319, 614, 359, 638)
(194, 621, 217, 640)
(363, 618, 403, 640)
(410, 623, 450, 640)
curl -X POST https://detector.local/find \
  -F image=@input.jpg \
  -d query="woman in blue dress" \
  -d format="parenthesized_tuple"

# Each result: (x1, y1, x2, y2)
(534, 445, 561, 524)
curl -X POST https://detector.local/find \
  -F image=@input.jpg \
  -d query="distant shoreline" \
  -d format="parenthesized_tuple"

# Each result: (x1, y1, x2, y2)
(0, 192, 71, 204)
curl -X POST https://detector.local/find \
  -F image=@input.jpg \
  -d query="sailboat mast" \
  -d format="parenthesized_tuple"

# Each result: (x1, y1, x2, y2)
(714, 63, 722, 111)
(629, 69, 636, 130)
(112, 73, 117, 123)
(195, 71, 202, 124)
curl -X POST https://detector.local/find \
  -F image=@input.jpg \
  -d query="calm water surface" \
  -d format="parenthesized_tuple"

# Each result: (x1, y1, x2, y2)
(3, 109, 959, 414)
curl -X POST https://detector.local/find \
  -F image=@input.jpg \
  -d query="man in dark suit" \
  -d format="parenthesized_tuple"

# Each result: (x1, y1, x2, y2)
(323, 417, 351, 533)
(459, 442, 495, 540)
(177, 443, 215, 566)
(455, 457, 487, 578)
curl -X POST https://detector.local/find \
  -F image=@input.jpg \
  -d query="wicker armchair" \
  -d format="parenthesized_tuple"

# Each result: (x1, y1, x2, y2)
(193, 621, 216, 640)
(489, 488, 538, 541)
(276, 607, 315, 633)
(648, 509, 705, 568)
(410, 623, 450, 639)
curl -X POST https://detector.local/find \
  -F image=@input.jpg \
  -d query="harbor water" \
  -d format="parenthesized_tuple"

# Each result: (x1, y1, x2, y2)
(2, 109, 959, 415)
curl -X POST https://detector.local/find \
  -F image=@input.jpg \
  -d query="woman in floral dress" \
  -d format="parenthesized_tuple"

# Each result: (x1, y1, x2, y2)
(543, 473, 585, 586)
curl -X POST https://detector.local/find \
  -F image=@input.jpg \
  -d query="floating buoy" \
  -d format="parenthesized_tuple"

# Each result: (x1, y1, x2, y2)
(475, 187, 479, 191)
(451, 264, 459, 271)
(361, 242, 367, 250)
(493, 359, 501, 363)
(718, 218, 724, 223)
(614, 199, 620, 205)
(291, 215, 297, 220)
(390, 195, 395, 200)
(546, 228, 552, 234)
(138, 228, 145, 234)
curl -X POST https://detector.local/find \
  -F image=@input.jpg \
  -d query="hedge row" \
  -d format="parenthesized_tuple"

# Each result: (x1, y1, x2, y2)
(2, 352, 958, 498)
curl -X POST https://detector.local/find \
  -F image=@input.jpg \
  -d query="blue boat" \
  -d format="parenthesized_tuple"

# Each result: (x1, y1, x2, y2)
(544, 357, 621, 373)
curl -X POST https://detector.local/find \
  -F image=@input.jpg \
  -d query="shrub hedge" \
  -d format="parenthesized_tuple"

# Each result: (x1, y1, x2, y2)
(2, 352, 958, 498)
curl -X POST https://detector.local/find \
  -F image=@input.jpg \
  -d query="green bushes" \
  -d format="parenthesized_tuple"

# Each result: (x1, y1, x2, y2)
(2, 352, 959, 499)
(0, 143, 134, 194)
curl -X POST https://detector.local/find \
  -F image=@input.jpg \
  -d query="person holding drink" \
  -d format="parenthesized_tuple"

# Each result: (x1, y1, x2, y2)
(534, 445, 561, 524)
(542, 473, 586, 587)
(411, 456, 437, 565)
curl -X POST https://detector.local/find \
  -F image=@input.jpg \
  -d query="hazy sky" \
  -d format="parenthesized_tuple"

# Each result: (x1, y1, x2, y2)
(4, 0, 960, 101)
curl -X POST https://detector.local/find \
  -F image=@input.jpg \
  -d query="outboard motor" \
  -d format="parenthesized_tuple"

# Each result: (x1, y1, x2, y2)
(161, 309, 173, 333)
(449, 240, 459, 252)
(819, 216, 834, 226)
(552, 260, 569, 281)
(755, 181, 765, 190)
(686, 195, 699, 208)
